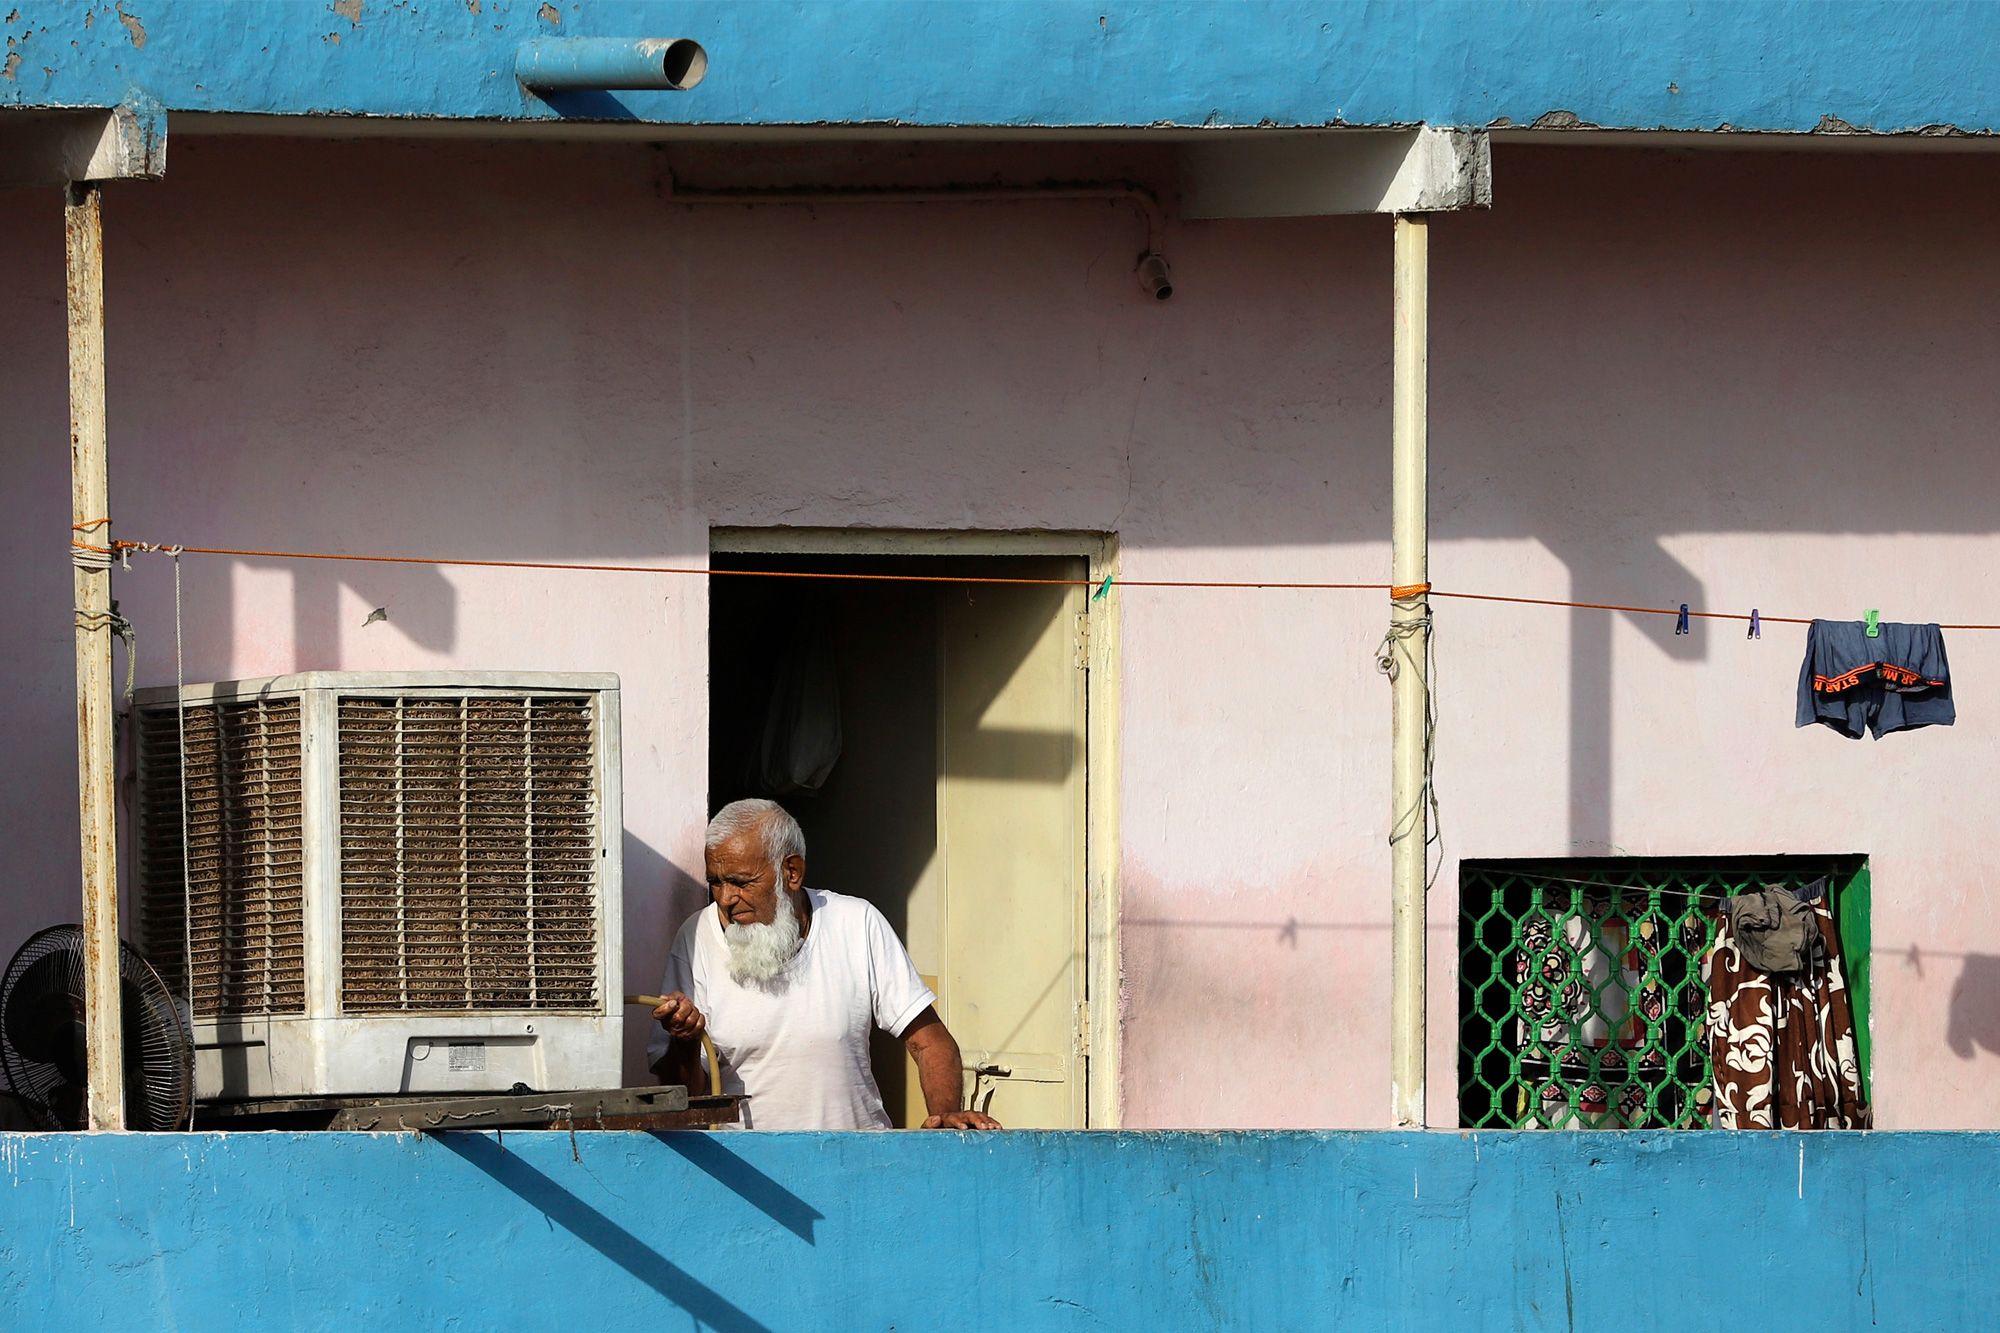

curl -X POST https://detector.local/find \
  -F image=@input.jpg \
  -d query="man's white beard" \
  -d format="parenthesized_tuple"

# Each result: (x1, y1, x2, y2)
(724, 885, 802, 987)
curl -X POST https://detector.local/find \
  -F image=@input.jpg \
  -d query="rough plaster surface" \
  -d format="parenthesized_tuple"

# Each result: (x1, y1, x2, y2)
(0, 1130, 1991, 1327)
(7, 1, 2000, 134)
(3, 139, 2000, 1126)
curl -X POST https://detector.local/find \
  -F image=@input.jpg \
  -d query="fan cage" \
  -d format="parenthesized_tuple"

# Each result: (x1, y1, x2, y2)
(0, 925, 193, 1132)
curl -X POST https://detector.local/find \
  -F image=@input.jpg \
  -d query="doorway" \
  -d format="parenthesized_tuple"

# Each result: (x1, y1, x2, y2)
(708, 535, 1108, 1128)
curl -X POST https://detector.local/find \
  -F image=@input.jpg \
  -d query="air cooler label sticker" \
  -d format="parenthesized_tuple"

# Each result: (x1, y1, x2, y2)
(448, 1042, 487, 1073)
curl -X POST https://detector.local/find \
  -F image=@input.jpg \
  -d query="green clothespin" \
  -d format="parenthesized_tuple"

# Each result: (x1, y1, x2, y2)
(1864, 609, 1880, 638)
(1092, 574, 1113, 603)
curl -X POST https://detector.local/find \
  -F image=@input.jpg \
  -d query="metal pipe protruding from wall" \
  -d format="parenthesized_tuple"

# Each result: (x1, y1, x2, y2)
(1388, 212, 1430, 1130)
(515, 38, 708, 92)
(65, 180, 124, 1132)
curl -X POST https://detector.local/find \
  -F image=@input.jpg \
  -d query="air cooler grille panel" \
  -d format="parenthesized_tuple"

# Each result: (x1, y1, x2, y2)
(138, 698, 308, 1016)
(338, 695, 599, 1011)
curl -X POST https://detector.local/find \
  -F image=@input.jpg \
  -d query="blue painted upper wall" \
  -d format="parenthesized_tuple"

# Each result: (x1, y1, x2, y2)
(3, 1, 1999, 134)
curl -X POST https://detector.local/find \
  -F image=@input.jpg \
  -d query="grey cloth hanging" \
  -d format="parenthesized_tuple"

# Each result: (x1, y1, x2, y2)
(1722, 879, 1828, 976)
(754, 627, 843, 795)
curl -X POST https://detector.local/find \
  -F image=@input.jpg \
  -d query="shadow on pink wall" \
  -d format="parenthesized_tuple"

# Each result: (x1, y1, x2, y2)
(1947, 953, 2000, 1060)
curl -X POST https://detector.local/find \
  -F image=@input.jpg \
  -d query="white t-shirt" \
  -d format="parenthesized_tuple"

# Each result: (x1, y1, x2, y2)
(646, 888, 935, 1130)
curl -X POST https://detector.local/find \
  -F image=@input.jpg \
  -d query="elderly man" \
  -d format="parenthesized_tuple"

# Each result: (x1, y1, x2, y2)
(648, 798, 1001, 1131)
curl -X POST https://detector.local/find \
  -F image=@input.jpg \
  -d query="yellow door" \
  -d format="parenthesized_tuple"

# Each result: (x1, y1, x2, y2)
(934, 559, 1088, 1128)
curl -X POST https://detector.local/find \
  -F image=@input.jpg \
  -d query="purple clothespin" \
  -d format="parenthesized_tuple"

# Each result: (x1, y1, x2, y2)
(1748, 609, 1760, 640)
(1676, 603, 1690, 635)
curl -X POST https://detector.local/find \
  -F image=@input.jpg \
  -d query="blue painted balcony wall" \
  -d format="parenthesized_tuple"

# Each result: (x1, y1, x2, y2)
(1, 1130, 1991, 1328)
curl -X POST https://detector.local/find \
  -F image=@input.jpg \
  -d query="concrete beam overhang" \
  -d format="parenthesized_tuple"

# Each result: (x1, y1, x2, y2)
(1182, 129, 1490, 217)
(0, 103, 165, 188)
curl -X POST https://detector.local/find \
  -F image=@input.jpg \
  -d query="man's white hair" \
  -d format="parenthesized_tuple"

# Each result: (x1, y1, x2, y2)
(707, 799, 808, 987)
(705, 798, 807, 873)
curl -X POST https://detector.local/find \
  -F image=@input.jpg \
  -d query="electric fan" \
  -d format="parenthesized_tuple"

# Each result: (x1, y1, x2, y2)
(0, 925, 193, 1131)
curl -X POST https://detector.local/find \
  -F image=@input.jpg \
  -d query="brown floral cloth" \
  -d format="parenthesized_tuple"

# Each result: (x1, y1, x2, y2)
(1704, 894, 1871, 1129)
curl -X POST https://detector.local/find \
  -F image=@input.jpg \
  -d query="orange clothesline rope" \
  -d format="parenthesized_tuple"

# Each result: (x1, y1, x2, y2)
(1434, 589, 1800, 624)
(78, 537, 2000, 630)
(1429, 589, 2000, 631)
(100, 540, 1385, 591)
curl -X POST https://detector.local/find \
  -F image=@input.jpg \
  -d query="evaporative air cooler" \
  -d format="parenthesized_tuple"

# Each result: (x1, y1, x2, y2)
(131, 672, 624, 1101)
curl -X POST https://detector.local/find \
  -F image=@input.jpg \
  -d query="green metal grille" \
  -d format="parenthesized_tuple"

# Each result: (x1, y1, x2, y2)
(1458, 856, 1868, 1130)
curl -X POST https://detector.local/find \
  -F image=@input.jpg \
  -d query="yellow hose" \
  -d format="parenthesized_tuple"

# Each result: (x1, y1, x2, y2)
(700, 1032, 722, 1097)
(626, 994, 723, 1095)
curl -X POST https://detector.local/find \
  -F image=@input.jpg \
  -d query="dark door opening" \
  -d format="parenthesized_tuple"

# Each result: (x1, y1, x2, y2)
(708, 549, 1088, 1127)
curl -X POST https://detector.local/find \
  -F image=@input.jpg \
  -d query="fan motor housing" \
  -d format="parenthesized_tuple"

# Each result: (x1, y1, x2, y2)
(132, 672, 625, 1101)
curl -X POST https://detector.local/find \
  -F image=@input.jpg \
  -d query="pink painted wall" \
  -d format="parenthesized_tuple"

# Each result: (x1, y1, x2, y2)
(3, 138, 1998, 1127)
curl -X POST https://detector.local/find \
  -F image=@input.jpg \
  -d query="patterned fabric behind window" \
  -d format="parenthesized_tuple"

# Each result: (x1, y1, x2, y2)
(1458, 857, 1869, 1130)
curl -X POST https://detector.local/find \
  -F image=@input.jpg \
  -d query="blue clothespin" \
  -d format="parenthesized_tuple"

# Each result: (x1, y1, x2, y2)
(1676, 603, 1689, 635)
(1092, 574, 1113, 603)
(1864, 609, 1880, 638)
(1748, 609, 1761, 640)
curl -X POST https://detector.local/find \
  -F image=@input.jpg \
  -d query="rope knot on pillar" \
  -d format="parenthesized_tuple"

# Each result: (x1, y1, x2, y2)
(1376, 598, 1440, 874)
(70, 517, 114, 571)
(1375, 587, 1433, 683)
(72, 603, 137, 702)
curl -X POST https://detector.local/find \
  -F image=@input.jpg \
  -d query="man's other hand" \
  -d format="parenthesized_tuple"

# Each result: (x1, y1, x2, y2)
(652, 991, 706, 1040)
(921, 1109, 1002, 1130)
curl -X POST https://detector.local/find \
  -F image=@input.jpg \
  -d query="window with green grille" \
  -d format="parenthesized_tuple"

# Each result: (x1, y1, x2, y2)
(1458, 856, 1871, 1129)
